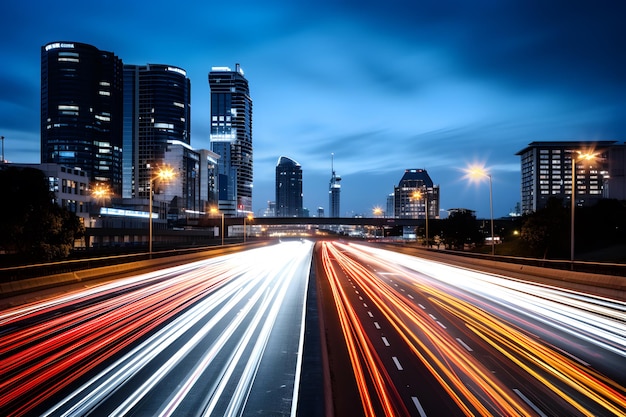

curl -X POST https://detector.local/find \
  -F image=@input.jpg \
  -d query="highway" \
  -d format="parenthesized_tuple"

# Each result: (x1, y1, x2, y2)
(0, 240, 314, 417)
(318, 241, 626, 416)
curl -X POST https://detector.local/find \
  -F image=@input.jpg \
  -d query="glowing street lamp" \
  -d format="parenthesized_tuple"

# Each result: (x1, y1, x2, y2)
(570, 150, 597, 262)
(244, 213, 254, 243)
(149, 166, 176, 255)
(210, 206, 225, 246)
(411, 190, 429, 247)
(465, 165, 494, 255)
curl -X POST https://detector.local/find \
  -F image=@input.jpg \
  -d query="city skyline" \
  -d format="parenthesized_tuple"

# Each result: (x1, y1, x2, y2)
(1, 1, 624, 218)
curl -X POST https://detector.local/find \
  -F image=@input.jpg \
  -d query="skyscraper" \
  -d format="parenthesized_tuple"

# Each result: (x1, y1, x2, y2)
(329, 154, 341, 217)
(394, 169, 440, 219)
(122, 64, 191, 201)
(209, 64, 253, 216)
(41, 41, 123, 194)
(516, 141, 615, 214)
(275, 156, 303, 217)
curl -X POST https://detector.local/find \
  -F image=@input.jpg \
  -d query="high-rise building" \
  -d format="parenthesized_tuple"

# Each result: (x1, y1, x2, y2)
(41, 41, 123, 195)
(516, 141, 617, 214)
(275, 156, 303, 217)
(394, 169, 440, 219)
(209, 64, 253, 216)
(329, 154, 341, 217)
(122, 64, 191, 202)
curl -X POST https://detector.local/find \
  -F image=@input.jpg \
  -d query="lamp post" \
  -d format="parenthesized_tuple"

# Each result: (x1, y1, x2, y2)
(466, 166, 495, 256)
(244, 213, 253, 243)
(570, 151, 596, 262)
(149, 166, 176, 255)
(411, 190, 429, 247)
(210, 207, 225, 246)
(372, 207, 384, 238)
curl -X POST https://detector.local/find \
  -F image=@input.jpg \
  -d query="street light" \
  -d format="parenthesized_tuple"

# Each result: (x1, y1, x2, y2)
(244, 213, 253, 243)
(149, 166, 176, 255)
(210, 206, 225, 246)
(465, 165, 495, 255)
(570, 150, 596, 263)
(411, 190, 429, 247)
(372, 207, 384, 238)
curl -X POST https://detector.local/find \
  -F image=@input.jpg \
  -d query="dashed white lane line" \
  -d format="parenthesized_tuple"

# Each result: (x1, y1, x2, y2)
(411, 396, 428, 417)
(436, 321, 447, 329)
(374, 322, 381, 329)
(381, 337, 390, 346)
(456, 338, 473, 352)
(363, 303, 368, 308)
(392, 356, 403, 370)
(408, 294, 414, 299)
(418, 303, 426, 310)
(367, 311, 374, 318)
(513, 389, 548, 417)
(428, 314, 437, 320)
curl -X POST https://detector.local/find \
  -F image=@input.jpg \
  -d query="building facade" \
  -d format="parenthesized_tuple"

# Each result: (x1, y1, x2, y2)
(393, 169, 440, 219)
(41, 41, 123, 195)
(516, 141, 617, 214)
(209, 64, 253, 216)
(122, 64, 191, 202)
(275, 156, 303, 217)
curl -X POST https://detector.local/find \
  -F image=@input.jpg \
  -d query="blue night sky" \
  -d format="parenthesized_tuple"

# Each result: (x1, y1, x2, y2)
(1, 0, 624, 219)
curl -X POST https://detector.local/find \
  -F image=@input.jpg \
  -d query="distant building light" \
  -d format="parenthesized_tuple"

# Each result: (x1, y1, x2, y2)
(167, 66, 187, 76)
(211, 66, 232, 72)
(100, 207, 157, 219)
(45, 42, 75, 51)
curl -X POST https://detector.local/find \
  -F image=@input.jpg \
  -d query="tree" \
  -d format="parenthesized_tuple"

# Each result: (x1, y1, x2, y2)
(520, 198, 569, 258)
(440, 209, 483, 250)
(0, 167, 84, 262)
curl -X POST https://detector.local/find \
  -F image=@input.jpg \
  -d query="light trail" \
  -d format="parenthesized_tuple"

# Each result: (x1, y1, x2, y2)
(0, 241, 314, 417)
(320, 241, 626, 416)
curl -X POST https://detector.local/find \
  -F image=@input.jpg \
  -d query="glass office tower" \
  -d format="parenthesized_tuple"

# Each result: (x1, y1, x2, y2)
(394, 169, 440, 219)
(276, 156, 303, 217)
(41, 41, 123, 195)
(123, 64, 191, 200)
(209, 64, 253, 215)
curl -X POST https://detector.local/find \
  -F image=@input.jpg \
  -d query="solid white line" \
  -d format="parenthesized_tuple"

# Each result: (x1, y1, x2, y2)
(456, 338, 473, 352)
(411, 396, 428, 417)
(367, 311, 374, 318)
(392, 356, 403, 370)
(381, 337, 390, 346)
(374, 322, 381, 329)
(513, 389, 548, 417)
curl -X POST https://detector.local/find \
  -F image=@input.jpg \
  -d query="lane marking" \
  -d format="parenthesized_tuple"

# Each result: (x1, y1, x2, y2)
(513, 389, 548, 417)
(363, 303, 368, 308)
(381, 337, 390, 346)
(374, 322, 381, 329)
(411, 396, 428, 417)
(408, 294, 414, 299)
(429, 314, 437, 320)
(358, 296, 363, 300)
(392, 356, 403, 370)
(456, 338, 473, 352)
(400, 288, 405, 292)
(553, 346, 590, 366)
(418, 303, 426, 310)
(436, 321, 446, 329)
(367, 311, 373, 318)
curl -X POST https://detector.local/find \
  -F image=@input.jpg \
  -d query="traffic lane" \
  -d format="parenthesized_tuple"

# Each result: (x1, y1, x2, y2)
(341, 273, 467, 417)
(339, 241, 626, 416)
(1, 241, 314, 417)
